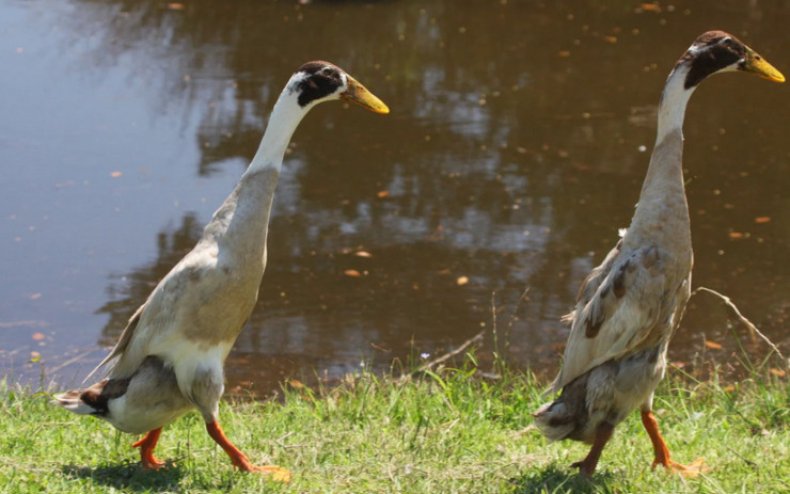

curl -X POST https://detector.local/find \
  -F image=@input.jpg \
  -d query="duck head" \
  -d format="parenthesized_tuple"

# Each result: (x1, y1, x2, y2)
(677, 30, 784, 89)
(287, 60, 390, 114)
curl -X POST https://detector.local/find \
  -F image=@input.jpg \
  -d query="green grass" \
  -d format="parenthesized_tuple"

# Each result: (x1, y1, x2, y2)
(0, 361, 787, 494)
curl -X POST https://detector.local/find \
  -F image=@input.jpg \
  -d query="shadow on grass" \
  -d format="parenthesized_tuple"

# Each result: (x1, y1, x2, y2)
(509, 464, 615, 494)
(62, 462, 185, 492)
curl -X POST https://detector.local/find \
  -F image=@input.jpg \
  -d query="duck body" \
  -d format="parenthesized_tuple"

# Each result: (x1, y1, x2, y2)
(57, 356, 190, 434)
(534, 31, 784, 476)
(107, 167, 281, 418)
(537, 129, 692, 445)
(54, 61, 389, 477)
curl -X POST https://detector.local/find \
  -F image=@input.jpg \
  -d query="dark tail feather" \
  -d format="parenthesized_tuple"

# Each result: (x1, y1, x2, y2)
(53, 377, 129, 416)
(52, 388, 99, 415)
(533, 399, 576, 441)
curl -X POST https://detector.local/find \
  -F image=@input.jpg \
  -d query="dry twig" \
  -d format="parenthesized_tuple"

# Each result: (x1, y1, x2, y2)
(397, 330, 484, 384)
(691, 286, 786, 366)
(47, 349, 95, 375)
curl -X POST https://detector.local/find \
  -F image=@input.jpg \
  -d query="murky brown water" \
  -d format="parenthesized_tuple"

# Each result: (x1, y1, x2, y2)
(1, 0, 788, 395)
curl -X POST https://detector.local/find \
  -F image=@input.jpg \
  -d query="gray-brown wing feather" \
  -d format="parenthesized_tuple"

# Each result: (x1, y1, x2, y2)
(83, 303, 145, 382)
(561, 239, 623, 328)
(553, 243, 668, 391)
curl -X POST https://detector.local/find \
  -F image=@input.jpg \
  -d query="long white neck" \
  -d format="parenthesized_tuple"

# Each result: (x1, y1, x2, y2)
(246, 84, 310, 175)
(202, 79, 312, 260)
(655, 64, 695, 145)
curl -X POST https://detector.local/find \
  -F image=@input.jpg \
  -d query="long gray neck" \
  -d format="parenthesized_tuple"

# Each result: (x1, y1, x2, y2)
(628, 64, 695, 241)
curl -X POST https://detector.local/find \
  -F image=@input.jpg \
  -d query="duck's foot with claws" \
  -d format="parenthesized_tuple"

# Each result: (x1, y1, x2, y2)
(572, 422, 614, 477)
(132, 427, 166, 470)
(642, 410, 707, 477)
(653, 457, 707, 477)
(206, 420, 292, 482)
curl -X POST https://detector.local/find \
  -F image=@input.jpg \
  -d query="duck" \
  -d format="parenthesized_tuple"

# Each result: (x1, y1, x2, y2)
(534, 31, 784, 477)
(54, 61, 389, 480)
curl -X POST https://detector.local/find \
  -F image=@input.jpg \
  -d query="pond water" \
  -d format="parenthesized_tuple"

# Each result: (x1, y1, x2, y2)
(1, 0, 788, 395)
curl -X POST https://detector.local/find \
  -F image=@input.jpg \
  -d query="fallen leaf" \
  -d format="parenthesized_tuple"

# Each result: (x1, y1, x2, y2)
(288, 379, 305, 389)
(704, 340, 722, 350)
(557, 50, 571, 58)
(769, 368, 786, 377)
(722, 385, 736, 393)
(31, 332, 45, 341)
(376, 190, 390, 198)
(728, 231, 744, 239)
(344, 269, 361, 278)
(456, 276, 469, 286)
(355, 250, 373, 258)
(110, 171, 123, 178)
(167, 2, 185, 10)
(640, 3, 662, 12)
(754, 216, 771, 224)
(603, 35, 618, 44)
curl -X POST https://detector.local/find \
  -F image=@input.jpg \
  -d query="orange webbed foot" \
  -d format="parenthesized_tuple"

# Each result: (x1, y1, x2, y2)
(205, 420, 291, 482)
(249, 465, 292, 482)
(139, 452, 167, 470)
(653, 457, 707, 477)
(132, 427, 167, 470)
(228, 453, 291, 481)
(570, 422, 615, 478)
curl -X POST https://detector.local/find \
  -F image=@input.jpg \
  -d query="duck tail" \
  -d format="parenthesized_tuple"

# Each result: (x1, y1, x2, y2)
(52, 389, 100, 415)
(52, 378, 115, 416)
(533, 397, 576, 442)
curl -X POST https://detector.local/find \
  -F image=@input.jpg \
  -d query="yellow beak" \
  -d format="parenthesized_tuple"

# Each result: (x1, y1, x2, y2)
(743, 48, 785, 83)
(341, 76, 390, 114)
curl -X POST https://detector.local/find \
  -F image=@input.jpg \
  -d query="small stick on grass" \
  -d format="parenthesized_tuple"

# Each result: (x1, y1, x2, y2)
(691, 286, 787, 366)
(398, 330, 484, 384)
(491, 287, 530, 359)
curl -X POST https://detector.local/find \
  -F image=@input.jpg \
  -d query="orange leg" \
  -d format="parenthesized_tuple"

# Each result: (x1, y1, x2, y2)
(641, 410, 705, 476)
(571, 422, 614, 477)
(132, 427, 166, 470)
(205, 420, 291, 482)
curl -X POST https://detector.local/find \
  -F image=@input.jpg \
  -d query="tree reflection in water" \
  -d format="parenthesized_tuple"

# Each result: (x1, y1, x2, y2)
(61, 0, 789, 392)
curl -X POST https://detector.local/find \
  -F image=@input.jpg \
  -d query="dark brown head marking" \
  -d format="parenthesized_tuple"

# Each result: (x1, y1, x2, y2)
(294, 60, 345, 107)
(679, 31, 747, 89)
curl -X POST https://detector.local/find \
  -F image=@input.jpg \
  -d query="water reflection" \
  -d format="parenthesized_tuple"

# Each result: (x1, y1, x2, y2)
(1, 0, 788, 393)
(95, 214, 202, 349)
